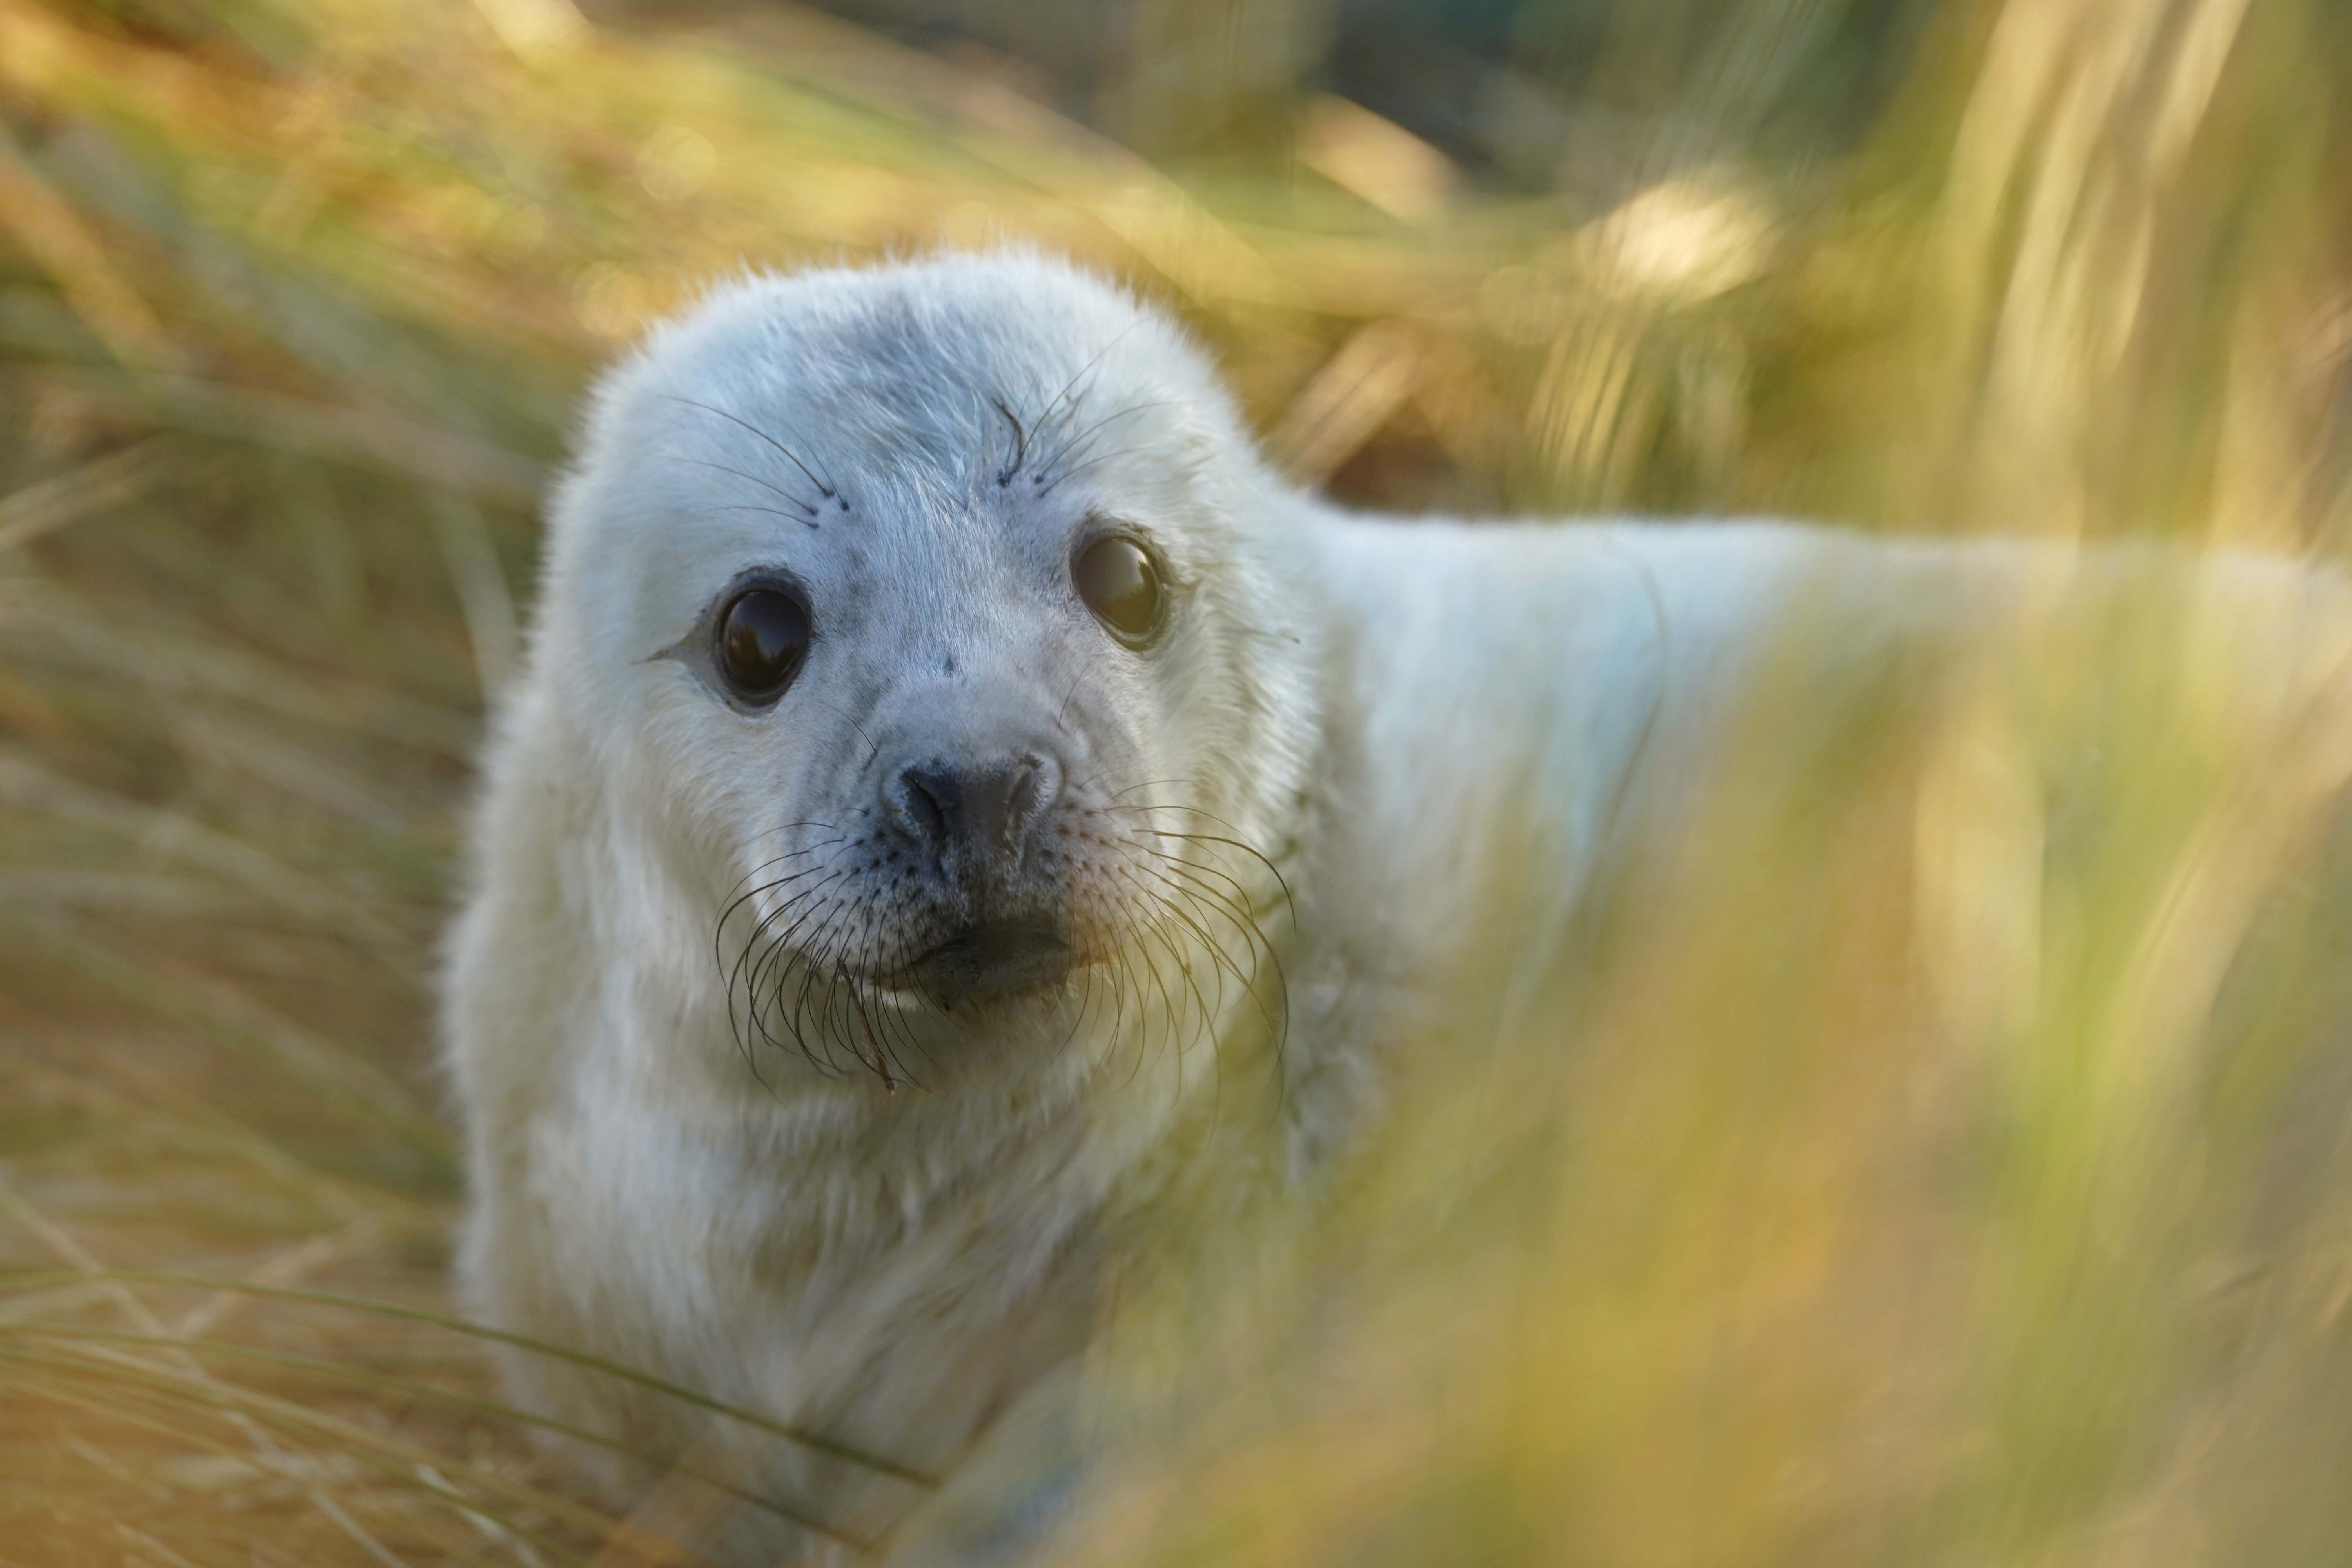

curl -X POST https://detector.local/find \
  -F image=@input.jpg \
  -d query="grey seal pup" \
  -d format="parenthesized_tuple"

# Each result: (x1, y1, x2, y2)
(443, 250, 2352, 1560)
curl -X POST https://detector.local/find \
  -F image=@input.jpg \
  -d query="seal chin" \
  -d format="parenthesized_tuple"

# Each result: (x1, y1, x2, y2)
(886, 920, 1074, 1009)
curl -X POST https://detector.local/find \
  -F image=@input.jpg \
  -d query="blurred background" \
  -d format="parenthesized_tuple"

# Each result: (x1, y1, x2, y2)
(4, 0, 2352, 1562)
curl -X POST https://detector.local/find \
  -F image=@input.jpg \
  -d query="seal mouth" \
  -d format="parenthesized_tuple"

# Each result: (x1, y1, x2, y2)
(881, 920, 1073, 1007)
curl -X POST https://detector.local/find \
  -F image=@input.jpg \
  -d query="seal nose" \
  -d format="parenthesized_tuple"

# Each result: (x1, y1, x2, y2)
(889, 753, 1058, 867)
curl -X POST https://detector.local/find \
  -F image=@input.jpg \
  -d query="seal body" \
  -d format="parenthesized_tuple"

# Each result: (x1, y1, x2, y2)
(443, 252, 2351, 1559)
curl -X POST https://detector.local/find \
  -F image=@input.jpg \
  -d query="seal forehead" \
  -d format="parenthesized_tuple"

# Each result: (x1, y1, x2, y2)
(601, 254, 1232, 501)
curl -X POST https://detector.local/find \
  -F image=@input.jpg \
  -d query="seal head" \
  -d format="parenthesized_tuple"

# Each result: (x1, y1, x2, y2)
(529, 251, 1316, 1085)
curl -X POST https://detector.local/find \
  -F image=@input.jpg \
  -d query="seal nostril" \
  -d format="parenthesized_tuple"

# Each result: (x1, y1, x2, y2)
(888, 753, 1059, 866)
(896, 766, 954, 849)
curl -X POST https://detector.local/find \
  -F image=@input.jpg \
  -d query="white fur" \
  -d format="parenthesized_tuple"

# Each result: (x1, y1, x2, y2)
(444, 251, 2352, 1561)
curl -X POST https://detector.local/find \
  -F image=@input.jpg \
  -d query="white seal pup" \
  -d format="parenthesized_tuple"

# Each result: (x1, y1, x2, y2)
(443, 250, 2352, 1560)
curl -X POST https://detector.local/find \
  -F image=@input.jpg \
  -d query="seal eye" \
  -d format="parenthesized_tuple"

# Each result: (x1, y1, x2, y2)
(715, 588, 811, 703)
(1072, 535, 1162, 644)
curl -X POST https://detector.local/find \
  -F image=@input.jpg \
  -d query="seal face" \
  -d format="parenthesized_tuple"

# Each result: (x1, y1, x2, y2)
(510, 253, 1311, 1092)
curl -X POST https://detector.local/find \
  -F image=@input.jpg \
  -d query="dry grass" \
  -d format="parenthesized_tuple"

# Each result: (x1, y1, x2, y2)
(2, 0, 2350, 1562)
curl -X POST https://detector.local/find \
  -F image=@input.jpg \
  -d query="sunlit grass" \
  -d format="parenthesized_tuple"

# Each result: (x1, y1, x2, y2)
(2, 0, 2349, 1561)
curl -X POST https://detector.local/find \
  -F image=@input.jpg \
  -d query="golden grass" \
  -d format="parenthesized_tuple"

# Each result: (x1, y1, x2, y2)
(2, 0, 2350, 1562)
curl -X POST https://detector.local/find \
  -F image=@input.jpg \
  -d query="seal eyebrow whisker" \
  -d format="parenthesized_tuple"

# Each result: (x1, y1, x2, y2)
(1051, 398, 1170, 460)
(1027, 322, 1143, 452)
(1038, 444, 1138, 497)
(1037, 400, 1176, 492)
(715, 505, 823, 530)
(669, 457, 808, 507)
(661, 394, 840, 502)
(989, 396, 1029, 485)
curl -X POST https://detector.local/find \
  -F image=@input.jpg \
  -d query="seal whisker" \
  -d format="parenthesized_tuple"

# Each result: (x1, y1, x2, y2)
(715, 846, 846, 935)
(1103, 907, 1154, 1093)
(1121, 826, 1301, 937)
(667, 455, 815, 506)
(1139, 879, 1289, 1086)
(816, 906, 887, 1076)
(726, 871, 842, 1057)
(1025, 324, 1142, 456)
(1051, 956, 1102, 1068)
(1036, 400, 1174, 488)
(988, 396, 1029, 485)
(1135, 848, 1289, 1026)
(1111, 808, 1298, 939)
(714, 505, 823, 530)
(1144, 873, 1282, 1123)
(1074, 885, 1139, 1085)
(802, 914, 857, 1072)
(1105, 777, 1198, 802)
(748, 877, 855, 1071)
(1124, 859, 1278, 1052)
(848, 978, 899, 1093)
(744, 906, 819, 1064)
(715, 862, 850, 1040)
(1110, 882, 1193, 1091)
(775, 909, 845, 1074)
(661, 394, 838, 500)
(717, 855, 846, 938)
(794, 901, 866, 1077)
(846, 904, 933, 1085)
(1107, 866, 1225, 1094)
